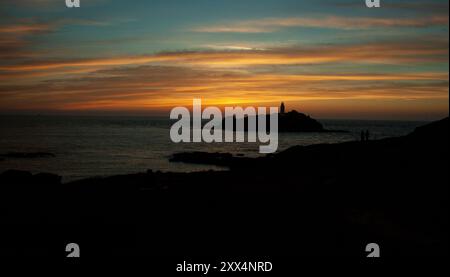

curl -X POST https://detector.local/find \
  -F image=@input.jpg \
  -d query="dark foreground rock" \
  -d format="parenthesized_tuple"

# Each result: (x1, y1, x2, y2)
(170, 151, 235, 166)
(0, 152, 55, 159)
(0, 118, 448, 257)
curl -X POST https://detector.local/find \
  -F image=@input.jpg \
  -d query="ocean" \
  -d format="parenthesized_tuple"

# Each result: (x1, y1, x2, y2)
(0, 115, 427, 182)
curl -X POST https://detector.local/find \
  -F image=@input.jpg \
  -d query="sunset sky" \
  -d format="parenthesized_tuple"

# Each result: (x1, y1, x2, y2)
(0, 0, 448, 120)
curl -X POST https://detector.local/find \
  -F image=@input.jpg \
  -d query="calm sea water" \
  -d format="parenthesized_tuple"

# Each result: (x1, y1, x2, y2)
(0, 115, 426, 182)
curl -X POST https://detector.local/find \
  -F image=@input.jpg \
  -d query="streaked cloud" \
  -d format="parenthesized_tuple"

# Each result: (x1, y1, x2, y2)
(192, 15, 449, 33)
(1, 63, 447, 113)
(0, 0, 447, 119)
(1, 39, 447, 74)
(0, 17, 110, 61)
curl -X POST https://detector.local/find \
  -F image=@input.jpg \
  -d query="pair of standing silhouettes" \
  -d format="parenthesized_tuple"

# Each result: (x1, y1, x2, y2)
(361, 130, 370, 142)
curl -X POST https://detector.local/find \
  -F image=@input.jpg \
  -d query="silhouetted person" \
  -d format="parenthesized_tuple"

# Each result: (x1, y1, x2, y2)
(365, 130, 370, 141)
(280, 102, 285, 114)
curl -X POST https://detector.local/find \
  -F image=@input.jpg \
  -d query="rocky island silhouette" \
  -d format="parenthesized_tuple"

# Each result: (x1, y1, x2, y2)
(222, 103, 345, 133)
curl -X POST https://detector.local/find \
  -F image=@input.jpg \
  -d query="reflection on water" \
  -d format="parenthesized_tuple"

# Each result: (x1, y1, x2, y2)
(0, 115, 426, 181)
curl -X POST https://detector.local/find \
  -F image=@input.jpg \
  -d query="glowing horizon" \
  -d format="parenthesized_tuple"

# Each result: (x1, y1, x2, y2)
(0, 0, 448, 120)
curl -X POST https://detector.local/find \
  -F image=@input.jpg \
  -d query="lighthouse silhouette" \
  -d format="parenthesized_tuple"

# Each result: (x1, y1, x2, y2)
(280, 102, 285, 114)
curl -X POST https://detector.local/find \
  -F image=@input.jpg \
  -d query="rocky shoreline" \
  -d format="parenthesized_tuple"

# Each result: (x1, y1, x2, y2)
(0, 117, 448, 257)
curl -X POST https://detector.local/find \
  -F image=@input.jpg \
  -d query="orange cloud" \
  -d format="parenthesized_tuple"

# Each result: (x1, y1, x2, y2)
(1, 63, 447, 113)
(0, 32, 447, 119)
(0, 23, 54, 34)
(1, 39, 447, 75)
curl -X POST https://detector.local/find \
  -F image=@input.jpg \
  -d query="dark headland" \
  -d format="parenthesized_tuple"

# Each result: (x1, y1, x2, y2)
(223, 102, 347, 133)
(0, 117, 448, 257)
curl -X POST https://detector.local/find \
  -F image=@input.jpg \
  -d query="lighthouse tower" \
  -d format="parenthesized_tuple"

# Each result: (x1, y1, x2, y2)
(280, 102, 285, 114)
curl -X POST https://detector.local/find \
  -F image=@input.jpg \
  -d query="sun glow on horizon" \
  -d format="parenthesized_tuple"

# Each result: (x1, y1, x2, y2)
(0, 0, 448, 120)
